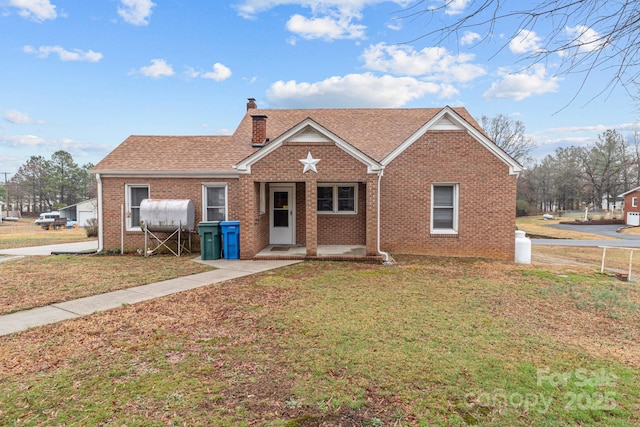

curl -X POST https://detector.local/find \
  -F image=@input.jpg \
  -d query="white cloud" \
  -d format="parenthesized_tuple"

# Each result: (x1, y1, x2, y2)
(235, 0, 411, 41)
(3, 110, 44, 124)
(266, 72, 452, 108)
(509, 29, 542, 54)
(483, 64, 560, 101)
(386, 18, 402, 31)
(0, 134, 46, 147)
(460, 31, 481, 46)
(187, 63, 232, 81)
(444, 0, 470, 15)
(23, 45, 103, 62)
(9, 0, 57, 22)
(138, 59, 175, 78)
(361, 43, 485, 83)
(203, 63, 232, 81)
(234, 1, 410, 19)
(563, 25, 605, 54)
(286, 13, 366, 40)
(543, 122, 640, 136)
(118, 0, 155, 26)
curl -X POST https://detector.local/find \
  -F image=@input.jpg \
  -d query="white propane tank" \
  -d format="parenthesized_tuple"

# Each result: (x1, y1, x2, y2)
(515, 230, 531, 264)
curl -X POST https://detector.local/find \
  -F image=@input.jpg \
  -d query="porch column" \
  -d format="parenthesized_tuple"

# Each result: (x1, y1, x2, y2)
(366, 174, 379, 256)
(238, 176, 256, 259)
(305, 177, 317, 256)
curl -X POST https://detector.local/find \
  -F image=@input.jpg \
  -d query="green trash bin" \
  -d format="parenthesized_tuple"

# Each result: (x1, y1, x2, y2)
(198, 221, 221, 260)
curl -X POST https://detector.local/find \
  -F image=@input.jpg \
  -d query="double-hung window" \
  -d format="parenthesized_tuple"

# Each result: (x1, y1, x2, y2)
(126, 184, 149, 231)
(431, 184, 458, 234)
(633, 197, 638, 208)
(317, 184, 357, 214)
(203, 184, 227, 221)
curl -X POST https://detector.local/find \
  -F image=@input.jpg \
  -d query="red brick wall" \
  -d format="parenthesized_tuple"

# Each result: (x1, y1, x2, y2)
(295, 182, 306, 245)
(100, 131, 517, 259)
(244, 142, 370, 254)
(380, 130, 517, 259)
(317, 182, 366, 245)
(99, 176, 239, 252)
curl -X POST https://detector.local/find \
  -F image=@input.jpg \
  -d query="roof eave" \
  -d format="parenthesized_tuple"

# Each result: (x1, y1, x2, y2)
(92, 170, 240, 179)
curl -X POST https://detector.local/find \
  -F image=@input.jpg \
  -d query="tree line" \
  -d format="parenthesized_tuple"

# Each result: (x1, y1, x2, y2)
(4, 150, 96, 214)
(483, 114, 639, 216)
(517, 129, 639, 215)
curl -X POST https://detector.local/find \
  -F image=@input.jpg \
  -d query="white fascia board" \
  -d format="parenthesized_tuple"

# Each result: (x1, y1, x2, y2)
(234, 118, 382, 174)
(381, 106, 523, 176)
(93, 170, 240, 179)
(618, 186, 640, 197)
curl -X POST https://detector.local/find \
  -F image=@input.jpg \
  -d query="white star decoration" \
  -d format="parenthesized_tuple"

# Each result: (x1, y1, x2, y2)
(299, 151, 320, 173)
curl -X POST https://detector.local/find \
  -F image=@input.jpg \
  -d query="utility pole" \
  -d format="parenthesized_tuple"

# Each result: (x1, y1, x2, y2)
(1, 172, 9, 218)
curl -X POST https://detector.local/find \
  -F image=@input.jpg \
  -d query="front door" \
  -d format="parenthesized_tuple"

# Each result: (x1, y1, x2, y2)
(269, 185, 295, 245)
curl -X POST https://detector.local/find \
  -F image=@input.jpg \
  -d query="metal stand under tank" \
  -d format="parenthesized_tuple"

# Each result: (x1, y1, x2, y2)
(143, 222, 192, 257)
(140, 199, 195, 257)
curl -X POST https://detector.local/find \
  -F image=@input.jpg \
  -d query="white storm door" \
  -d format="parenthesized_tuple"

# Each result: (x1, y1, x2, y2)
(269, 185, 295, 245)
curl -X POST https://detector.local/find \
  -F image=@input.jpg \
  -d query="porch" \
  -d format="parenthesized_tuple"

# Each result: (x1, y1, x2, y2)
(254, 244, 383, 262)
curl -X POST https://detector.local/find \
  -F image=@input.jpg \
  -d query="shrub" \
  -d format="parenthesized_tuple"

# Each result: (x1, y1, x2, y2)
(86, 218, 98, 237)
(516, 199, 530, 217)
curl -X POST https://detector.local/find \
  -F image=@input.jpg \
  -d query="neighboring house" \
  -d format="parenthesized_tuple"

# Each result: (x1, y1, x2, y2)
(601, 193, 624, 213)
(92, 99, 522, 260)
(59, 198, 98, 227)
(619, 187, 640, 225)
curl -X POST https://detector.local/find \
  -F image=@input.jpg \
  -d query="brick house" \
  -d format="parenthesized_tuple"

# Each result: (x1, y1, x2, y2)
(92, 98, 522, 261)
(619, 187, 640, 225)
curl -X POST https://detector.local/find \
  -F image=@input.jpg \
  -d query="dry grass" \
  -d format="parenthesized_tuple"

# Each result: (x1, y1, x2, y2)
(621, 225, 640, 236)
(534, 245, 640, 273)
(0, 254, 213, 315)
(0, 218, 93, 249)
(0, 257, 638, 426)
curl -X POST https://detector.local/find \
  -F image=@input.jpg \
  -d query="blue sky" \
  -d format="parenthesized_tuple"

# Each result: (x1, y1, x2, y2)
(1, 0, 639, 177)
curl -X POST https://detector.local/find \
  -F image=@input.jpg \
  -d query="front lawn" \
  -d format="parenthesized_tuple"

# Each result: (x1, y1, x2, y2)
(0, 255, 213, 315)
(1, 257, 637, 426)
(0, 218, 93, 249)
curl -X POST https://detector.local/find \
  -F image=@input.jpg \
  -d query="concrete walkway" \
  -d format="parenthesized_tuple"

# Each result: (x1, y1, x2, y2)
(0, 240, 99, 256)
(0, 258, 301, 337)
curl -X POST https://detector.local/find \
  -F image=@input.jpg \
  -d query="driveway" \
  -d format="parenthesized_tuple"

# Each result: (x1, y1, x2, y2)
(0, 240, 98, 256)
(545, 223, 640, 240)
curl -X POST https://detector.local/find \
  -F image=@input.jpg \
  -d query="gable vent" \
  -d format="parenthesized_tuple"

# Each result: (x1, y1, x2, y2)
(289, 126, 332, 143)
(431, 115, 462, 130)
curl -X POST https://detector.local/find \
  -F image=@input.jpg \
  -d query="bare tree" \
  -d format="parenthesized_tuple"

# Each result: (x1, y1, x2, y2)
(579, 129, 627, 207)
(403, 0, 640, 98)
(480, 114, 536, 162)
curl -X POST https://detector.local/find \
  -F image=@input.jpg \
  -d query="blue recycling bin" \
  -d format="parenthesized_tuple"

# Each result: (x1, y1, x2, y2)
(198, 221, 221, 260)
(220, 220, 240, 259)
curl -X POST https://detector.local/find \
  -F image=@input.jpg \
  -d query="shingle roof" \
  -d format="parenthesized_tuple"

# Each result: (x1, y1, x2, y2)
(93, 106, 482, 173)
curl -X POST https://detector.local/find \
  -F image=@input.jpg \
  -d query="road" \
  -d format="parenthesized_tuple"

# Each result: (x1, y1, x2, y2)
(532, 223, 640, 247)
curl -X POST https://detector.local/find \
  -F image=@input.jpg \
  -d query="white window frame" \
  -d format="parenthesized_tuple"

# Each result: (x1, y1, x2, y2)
(125, 184, 149, 231)
(431, 183, 459, 235)
(633, 197, 638, 208)
(202, 183, 228, 222)
(317, 183, 358, 214)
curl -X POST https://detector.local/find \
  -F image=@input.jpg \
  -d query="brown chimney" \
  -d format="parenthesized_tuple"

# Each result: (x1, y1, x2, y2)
(246, 97, 257, 110)
(251, 114, 267, 146)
